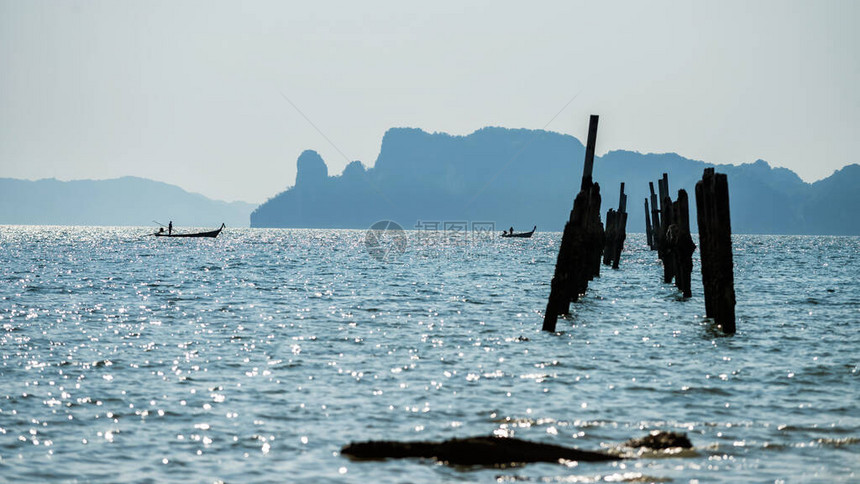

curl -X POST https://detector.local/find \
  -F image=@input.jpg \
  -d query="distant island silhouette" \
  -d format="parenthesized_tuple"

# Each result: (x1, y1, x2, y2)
(252, 127, 859, 235)
(0, 176, 256, 227)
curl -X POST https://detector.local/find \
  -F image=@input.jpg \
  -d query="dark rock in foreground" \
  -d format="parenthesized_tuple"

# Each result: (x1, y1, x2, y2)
(342, 435, 619, 465)
(622, 431, 693, 450)
(343, 432, 692, 466)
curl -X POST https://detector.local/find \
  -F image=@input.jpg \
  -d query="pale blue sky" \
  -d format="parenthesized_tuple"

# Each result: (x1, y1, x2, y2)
(1, 0, 857, 203)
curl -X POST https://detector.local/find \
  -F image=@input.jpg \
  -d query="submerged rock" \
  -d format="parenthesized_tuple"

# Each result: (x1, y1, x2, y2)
(622, 431, 693, 450)
(342, 431, 693, 467)
(342, 435, 620, 465)
(342, 435, 621, 466)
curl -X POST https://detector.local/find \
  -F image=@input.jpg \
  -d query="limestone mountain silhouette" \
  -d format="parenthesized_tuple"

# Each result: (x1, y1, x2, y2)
(248, 126, 858, 235)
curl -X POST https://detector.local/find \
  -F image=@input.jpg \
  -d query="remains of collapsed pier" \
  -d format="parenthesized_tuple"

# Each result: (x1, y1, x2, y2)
(543, 115, 736, 334)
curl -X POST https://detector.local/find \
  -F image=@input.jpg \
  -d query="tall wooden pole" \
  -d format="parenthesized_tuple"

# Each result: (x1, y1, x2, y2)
(581, 115, 599, 190)
(544, 115, 603, 332)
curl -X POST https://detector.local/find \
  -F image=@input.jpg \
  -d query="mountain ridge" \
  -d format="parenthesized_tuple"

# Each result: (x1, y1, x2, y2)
(251, 126, 859, 235)
(0, 176, 256, 227)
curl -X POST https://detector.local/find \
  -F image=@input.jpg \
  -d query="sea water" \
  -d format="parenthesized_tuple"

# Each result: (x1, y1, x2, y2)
(0, 226, 857, 483)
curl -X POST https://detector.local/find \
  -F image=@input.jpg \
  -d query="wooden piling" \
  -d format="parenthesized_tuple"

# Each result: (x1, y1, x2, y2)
(649, 182, 660, 250)
(587, 186, 604, 280)
(658, 175, 669, 239)
(612, 210, 628, 270)
(658, 175, 675, 283)
(644, 199, 653, 248)
(658, 174, 669, 217)
(603, 209, 617, 266)
(603, 183, 628, 269)
(668, 190, 696, 298)
(544, 115, 604, 332)
(581, 115, 599, 190)
(695, 168, 736, 333)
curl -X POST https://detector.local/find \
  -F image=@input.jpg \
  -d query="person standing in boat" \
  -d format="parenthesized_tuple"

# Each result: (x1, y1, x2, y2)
(509, 226, 514, 235)
(168, 221, 173, 235)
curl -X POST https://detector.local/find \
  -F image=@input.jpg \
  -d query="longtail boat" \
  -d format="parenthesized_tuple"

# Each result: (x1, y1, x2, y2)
(154, 223, 225, 238)
(501, 226, 536, 238)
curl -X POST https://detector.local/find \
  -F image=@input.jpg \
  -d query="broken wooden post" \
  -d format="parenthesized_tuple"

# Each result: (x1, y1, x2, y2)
(612, 212, 628, 270)
(644, 198, 653, 249)
(544, 115, 604, 332)
(669, 189, 696, 297)
(586, 184, 604, 280)
(658, 175, 675, 284)
(649, 182, 660, 250)
(602, 183, 628, 269)
(657, 175, 668, 224)
(695, 168, 736, 333)
(603, 208, 617, 266)
(544, 182, 603, 331)
(614, 185, 628, 269)
(603, 182, 627, 269)
(655, 176, 669, 256)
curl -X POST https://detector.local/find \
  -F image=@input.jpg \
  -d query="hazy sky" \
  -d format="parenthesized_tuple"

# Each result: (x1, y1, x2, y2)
(1, 1, 857, 203)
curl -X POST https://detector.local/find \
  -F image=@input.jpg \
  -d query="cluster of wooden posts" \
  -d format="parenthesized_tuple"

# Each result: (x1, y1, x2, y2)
(645, 174, 696, 298)
(543, 115, 736, 334)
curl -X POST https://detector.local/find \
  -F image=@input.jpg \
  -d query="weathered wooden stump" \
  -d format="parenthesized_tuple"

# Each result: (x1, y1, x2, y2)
(612, 186, 628, 269)
(586, 183, 605, 280)
(543, 115, 604, 332)
(668, 189, 696, 297)
(603, 208, 617, 266)
(544, 184, 603, 331)
(603, 183, 628, 269)
(644, 198, 653, 249)
(649, 182, 660, 251)
(695, 168, 736, 333)
(658, 175, 675, 283)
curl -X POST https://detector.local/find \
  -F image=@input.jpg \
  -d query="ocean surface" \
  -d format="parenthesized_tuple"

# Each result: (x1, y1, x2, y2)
(0, 226, 857, 483)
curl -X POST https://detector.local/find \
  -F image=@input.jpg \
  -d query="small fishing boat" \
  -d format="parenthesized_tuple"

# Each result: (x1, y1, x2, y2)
(501, 226, 536, 238)
(154, 223, 225, 238)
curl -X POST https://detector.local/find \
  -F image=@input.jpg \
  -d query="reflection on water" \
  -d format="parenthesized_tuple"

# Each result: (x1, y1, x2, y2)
(0, 227, 858, 482)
